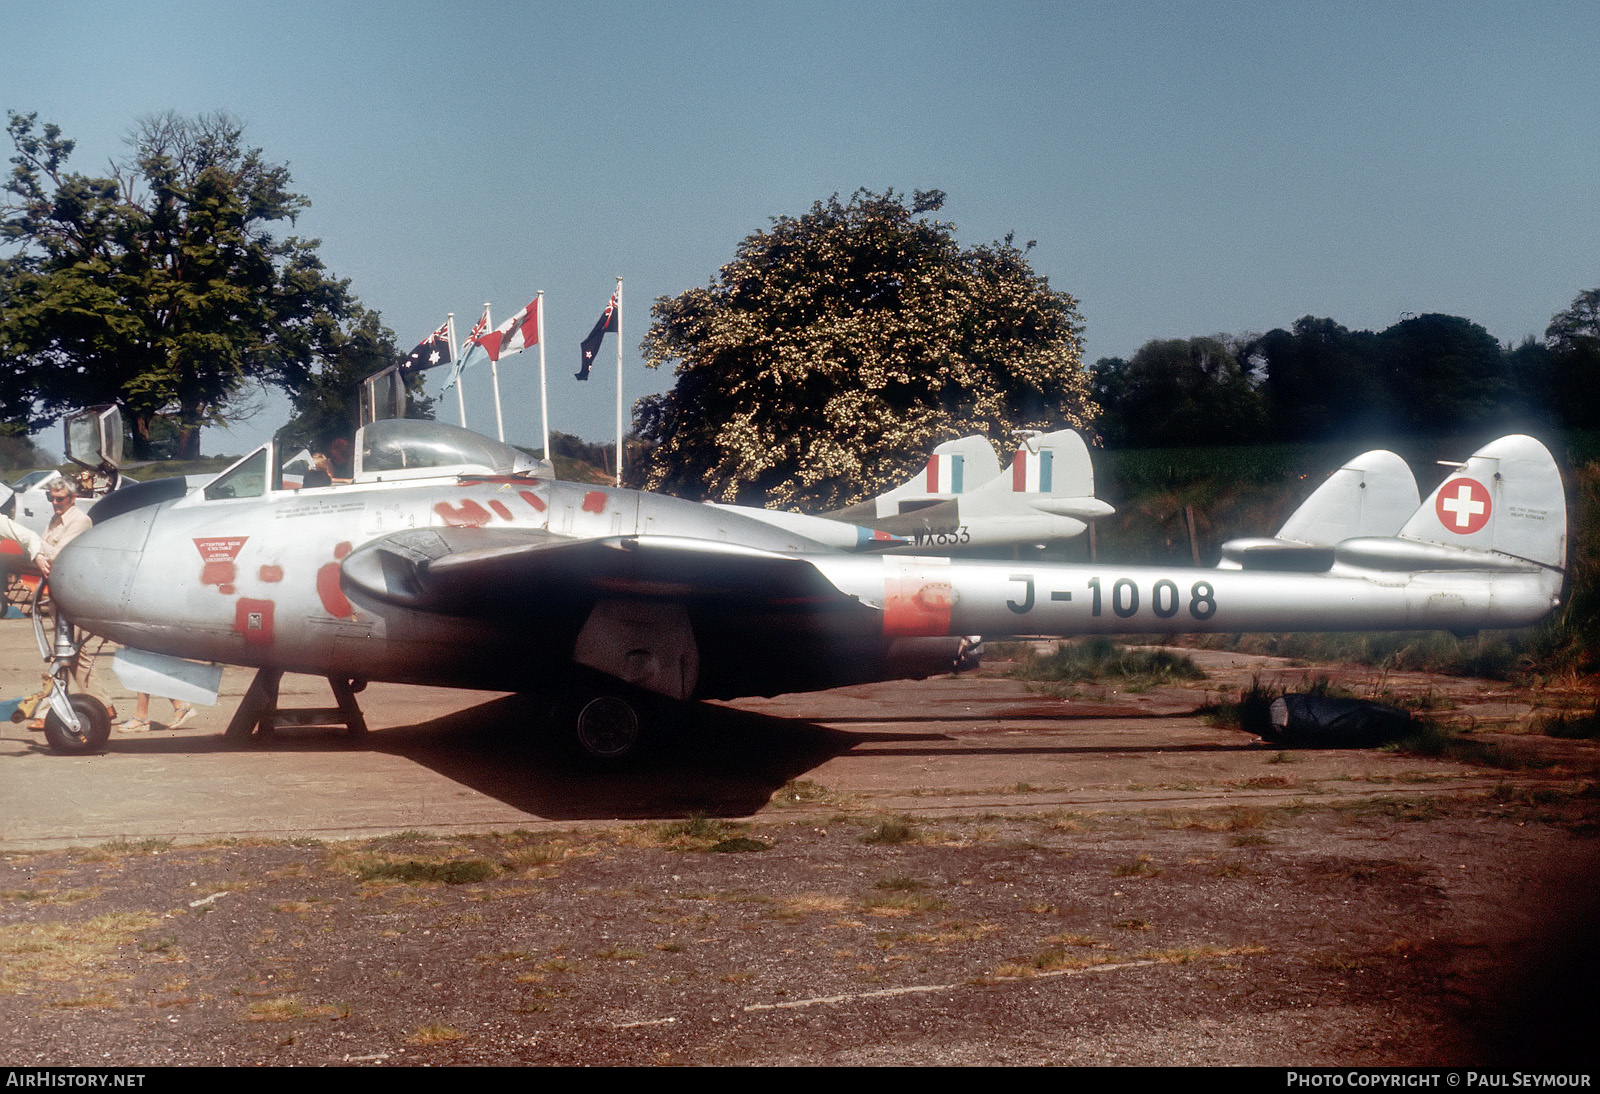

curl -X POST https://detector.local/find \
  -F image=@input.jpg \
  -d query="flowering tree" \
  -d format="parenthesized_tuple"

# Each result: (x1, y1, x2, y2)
(633, 189, 1093, 510)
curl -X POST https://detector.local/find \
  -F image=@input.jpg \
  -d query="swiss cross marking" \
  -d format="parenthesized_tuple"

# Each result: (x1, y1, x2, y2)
(1436, 478, 1491, 534)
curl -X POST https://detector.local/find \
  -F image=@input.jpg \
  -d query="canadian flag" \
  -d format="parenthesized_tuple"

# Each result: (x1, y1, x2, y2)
(472, 298, 540, 363)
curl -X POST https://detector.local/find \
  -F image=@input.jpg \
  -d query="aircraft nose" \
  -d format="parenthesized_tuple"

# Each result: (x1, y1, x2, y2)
(49, 504, 161, 634)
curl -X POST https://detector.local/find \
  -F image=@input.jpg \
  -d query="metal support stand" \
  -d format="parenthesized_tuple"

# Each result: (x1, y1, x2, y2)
(224, 668, 367, 741)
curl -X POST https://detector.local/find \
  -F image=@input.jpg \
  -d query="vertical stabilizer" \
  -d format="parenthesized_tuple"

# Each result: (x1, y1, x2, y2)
(1277, 449, 1419, 546)
(1397, 435, 1566, 569)
(860, 435, 1002, 519)
(963, 430, 1114, 520)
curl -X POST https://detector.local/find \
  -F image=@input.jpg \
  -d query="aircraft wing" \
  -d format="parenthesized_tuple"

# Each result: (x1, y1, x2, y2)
(340, 526, 868, 620)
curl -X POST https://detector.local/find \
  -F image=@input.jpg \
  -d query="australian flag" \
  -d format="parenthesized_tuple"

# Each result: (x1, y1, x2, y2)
(402, 320, 452, 372)
(577, 292, 619, 380)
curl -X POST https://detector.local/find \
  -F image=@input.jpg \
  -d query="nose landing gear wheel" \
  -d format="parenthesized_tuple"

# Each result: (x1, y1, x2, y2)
(43, 694, 112, 755)
(572, 695, 642, 762)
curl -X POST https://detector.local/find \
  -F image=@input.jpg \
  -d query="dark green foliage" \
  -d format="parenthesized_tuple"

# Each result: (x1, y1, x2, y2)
(0, 111, 394, 458)
(1092, 336, 1266, 448)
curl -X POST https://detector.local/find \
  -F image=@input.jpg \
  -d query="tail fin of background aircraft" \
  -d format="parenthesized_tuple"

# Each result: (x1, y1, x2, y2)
(960, 429, 1115, 520)
(1223, 438, 1566, 576)
(850, 435, 1002, 521)
(1276, 449, 1420, 545)
(1393, 434, 1567, 570)
(1220, 449, 1419, 571)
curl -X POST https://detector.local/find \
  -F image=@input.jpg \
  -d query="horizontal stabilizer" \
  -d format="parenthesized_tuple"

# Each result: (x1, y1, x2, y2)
(1217, 538, 1336, 572)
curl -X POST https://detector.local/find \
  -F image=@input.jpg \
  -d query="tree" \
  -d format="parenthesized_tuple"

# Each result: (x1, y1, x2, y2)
(1373, 314, 1510, 436)
(1537, 288, 1600, 429)
(0, 111, 368, 458)
(632, 189, 1093, 509)
(276, 306, 434, 453)
(1090, 336, 1266, 447)
(1245, 317, 1383, 441)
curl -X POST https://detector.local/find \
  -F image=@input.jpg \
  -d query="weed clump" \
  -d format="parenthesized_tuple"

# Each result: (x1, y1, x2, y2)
(355, 859, 498, 885)
(1011, 637, 1206, 690)
(860, 817, 918, 845)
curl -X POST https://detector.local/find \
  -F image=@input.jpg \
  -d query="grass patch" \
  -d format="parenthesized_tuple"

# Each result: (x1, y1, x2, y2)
(96, 838, 173, 855)
(874, 876, 928, 891)
(408, 1024, 466, 1044)
(353, 858, 498, 885)
(708, 837, 771, 853)
(633, 814, 762, 851)
(860, 817, 918, 845)
(246, 996, 347, 1022)
(1536, 706, 1600, 739)
(770, 779, 842, 807)
(0, 912, 160, 995)
(863, 893, 948, 916)
(0, 888, 99, 905)
(1112, 854, 1160, 878)
(1011, 637, 1206, 691)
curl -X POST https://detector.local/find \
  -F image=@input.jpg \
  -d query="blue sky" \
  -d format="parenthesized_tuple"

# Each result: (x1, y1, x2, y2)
(5, 0, 1597, 458)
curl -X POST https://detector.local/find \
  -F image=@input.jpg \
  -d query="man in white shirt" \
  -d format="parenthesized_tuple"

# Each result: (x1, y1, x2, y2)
(37, 479, 92, 577)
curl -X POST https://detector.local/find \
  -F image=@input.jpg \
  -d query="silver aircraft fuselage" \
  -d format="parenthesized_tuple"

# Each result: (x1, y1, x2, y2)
(53, 466, 1561, 703)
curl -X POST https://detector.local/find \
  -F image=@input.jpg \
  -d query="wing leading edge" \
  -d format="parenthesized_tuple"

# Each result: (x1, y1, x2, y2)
(340, 527, 868, 619)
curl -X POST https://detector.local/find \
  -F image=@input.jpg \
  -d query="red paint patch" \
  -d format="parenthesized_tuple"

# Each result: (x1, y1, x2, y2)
(518, 490, 547, 512)
(581, 491, 607, 514)
(317, 563, 353, 619)
(489, 499, 514, 521)
(233, 598, 275, 645)
(258, 565, 284, 583)
(882, 562, 954, 637)
(195, 537, 246, 594)
(434, 500, 492, 527)
(334, 541, 352, 559)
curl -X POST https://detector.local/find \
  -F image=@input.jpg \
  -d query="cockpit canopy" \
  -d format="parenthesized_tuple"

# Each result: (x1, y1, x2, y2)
(200, 419, 549, 503)
(355, 419, 545, 482)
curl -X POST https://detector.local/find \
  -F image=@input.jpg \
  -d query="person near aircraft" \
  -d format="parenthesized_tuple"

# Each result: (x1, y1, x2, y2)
(310, 436, 354, 484)
(121, 691, 195, 733)
(0, 506, 45, 566)
(31, 478, 115, 729)
(37, 479, 92, 579)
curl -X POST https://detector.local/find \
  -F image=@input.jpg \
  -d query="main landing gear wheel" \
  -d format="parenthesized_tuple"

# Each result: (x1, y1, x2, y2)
(43, 694, 111, 755)
(572, 695, 643, 762)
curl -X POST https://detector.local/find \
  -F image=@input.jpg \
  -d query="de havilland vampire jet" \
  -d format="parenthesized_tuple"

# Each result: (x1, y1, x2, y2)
(34, 414, 1567, 761)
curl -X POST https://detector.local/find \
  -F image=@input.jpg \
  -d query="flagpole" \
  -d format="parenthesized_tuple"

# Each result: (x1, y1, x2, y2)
(537, 291, 549, 463)
(614, 276, 623, 487)
(486, 301, 506, 443)
(447, 312, 466, 428)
